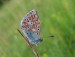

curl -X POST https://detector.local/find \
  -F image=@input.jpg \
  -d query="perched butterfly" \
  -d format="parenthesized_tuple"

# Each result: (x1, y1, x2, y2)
(20, 10, 43, 45)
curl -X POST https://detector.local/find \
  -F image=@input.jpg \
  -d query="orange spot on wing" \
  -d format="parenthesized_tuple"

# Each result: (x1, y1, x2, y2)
(23, 21, 27, 24)
(21, 25, 26, 29)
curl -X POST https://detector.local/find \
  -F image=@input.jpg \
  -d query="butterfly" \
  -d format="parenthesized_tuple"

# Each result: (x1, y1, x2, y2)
(20, 10, 43, 45)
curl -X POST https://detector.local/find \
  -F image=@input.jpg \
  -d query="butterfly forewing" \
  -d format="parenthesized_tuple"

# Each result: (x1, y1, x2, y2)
(20, 10, 42, 45)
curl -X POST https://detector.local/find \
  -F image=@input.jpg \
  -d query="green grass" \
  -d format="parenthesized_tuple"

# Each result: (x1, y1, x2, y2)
(0, 0, 74, 57)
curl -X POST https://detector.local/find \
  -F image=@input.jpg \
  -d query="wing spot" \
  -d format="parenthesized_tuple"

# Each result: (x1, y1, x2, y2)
(37, 33, 38, 35)
(38, 29, 39, 30)
(23, 22, 26, 24)
(31, 23, 32, 24)
(27, 19, 29, 22)
(32, 11, 33, 12)
(29, 17, 31, 20)
(27, 20, 29, 22)
(22, 26, 25, 28)
(27, 33, 28, 34)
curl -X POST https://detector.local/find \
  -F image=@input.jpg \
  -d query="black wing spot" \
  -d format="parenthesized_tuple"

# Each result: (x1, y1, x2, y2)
(32, 11, 33, 12)
(38, 29, 39, 30)
(27, 33, 28, 34)
(31, 22, 32, 24)
(37, 33, 38, 35)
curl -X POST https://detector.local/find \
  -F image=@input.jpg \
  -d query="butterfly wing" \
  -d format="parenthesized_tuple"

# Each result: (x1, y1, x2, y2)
(20, 10, 42, 45)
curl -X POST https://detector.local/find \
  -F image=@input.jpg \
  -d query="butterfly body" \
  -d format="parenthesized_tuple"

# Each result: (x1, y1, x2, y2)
(20, 10, 42, 45)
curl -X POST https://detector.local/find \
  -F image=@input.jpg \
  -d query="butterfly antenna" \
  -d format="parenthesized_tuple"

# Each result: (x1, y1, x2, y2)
(48, 35, 54, 37)
(41, 35, 54, 38)
(17, 29, 40, 57)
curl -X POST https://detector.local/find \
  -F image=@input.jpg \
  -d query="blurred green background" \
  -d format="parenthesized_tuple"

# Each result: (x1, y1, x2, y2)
(0, 0, 74, 57)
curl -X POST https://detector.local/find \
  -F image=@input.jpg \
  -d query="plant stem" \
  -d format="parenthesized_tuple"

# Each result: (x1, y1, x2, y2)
(17, 29, 39, 57)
